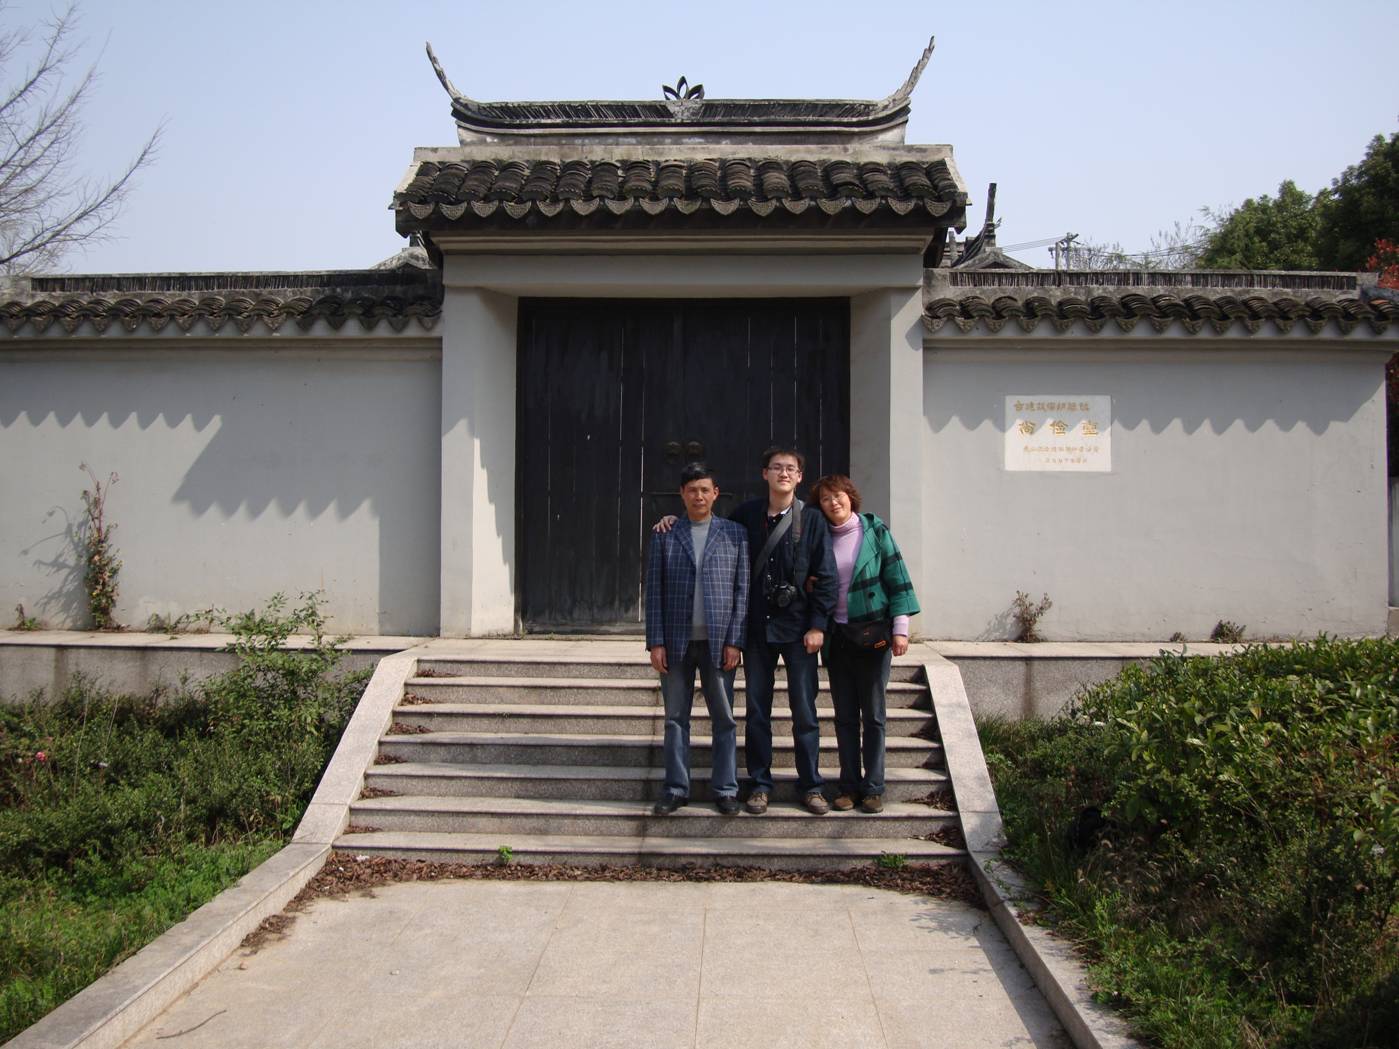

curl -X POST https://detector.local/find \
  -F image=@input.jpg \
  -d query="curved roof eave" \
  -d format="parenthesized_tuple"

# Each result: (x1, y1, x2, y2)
(425, 37, 934, 136)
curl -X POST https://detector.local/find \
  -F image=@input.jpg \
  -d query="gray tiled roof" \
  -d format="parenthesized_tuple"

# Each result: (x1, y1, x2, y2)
(925, 271, 1397, 336)
(0, 267, 442, 336)
(395, 157, 964, 230)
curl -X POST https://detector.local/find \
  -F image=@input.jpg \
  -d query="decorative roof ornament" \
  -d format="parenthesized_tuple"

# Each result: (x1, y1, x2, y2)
(953, 183, 1031, 271)
(426, 42, 465, 101)
(661, 76, 705, 120)
(878, 36, 935, 111)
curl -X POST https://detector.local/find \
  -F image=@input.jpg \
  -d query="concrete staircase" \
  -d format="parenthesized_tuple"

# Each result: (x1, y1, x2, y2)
(338, 653, 965, 870)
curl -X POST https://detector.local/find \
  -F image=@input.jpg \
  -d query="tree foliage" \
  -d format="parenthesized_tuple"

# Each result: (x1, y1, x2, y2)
(0, 4, 160, 272)
(1315, 132, 1399, 271)
(1190, 131, 1397, 273)
(1197, 180, 1321, 270)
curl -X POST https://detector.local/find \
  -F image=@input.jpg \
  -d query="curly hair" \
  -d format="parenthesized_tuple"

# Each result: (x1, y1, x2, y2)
(808, 474, 861, 513)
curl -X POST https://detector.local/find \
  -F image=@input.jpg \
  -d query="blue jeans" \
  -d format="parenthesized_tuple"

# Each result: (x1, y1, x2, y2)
(658, 641, 738, 800)
(827, 631, 892, 797)
(743, 639, 823, 795)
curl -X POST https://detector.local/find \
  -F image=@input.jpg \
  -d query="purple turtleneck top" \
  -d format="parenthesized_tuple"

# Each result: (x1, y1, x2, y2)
(830, 515, 910, 636)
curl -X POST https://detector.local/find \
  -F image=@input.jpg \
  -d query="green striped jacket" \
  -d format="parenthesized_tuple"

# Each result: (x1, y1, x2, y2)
(845, 513, 920, 624)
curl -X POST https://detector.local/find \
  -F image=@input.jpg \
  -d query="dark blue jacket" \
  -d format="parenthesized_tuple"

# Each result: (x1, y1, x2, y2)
(729, 498, 837, 645)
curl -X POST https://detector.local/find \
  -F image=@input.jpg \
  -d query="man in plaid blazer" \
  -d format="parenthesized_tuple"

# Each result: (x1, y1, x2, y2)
(645, 463, 750, 815)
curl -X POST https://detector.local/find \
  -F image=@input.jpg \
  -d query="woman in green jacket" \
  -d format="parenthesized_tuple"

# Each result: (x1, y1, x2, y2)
(808, 474, 920, 813)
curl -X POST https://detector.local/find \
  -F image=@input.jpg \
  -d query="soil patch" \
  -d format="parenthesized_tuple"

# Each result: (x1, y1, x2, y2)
(294, 851, 981, 909)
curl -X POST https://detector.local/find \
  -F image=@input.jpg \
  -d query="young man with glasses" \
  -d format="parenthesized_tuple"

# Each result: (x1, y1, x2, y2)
(729, 447, 837, 814)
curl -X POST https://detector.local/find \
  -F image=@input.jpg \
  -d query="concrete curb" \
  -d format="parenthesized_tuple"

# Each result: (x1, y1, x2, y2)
(3, 651, 421, 1049)
(923, 656, 1143, 1049)
(292, 652, 421, 846)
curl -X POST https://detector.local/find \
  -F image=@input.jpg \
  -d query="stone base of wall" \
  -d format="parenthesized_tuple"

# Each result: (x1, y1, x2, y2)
(2, 632, 1255, 719)
(0, 631, 425, 702)
(930, 641, 1242, 720)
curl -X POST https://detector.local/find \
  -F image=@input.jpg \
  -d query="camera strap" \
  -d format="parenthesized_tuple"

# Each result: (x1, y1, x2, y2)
(751, 500, 804, 594)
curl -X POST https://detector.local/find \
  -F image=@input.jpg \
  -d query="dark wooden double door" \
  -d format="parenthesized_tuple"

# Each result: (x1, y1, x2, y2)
(517, 298, 849, 632)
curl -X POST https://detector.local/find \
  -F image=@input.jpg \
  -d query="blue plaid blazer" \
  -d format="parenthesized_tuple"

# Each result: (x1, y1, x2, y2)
(645, 517, 749, 668)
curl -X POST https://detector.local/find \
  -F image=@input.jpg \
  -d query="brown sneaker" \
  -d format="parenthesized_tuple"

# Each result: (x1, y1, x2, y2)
(831, 794, 857, 811)
(860, 794, 884, 814)
(745, 791, 769, 815)
(804, 792, 831, 816)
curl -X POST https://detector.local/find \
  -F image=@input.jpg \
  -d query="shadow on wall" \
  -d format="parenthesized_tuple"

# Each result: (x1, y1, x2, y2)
(17, 503, 86, 628)
(926, 352, 1381, 437)
(977, 605, 1017, 643)
(2, 349, 441, 634)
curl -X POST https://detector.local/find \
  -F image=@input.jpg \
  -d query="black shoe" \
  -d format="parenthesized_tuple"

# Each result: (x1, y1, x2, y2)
(652, 795, 687, 816)
(715, 796, 740, 816)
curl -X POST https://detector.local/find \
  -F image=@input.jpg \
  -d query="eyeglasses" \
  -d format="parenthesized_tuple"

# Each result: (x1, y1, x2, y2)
(765, 464, 801, 475)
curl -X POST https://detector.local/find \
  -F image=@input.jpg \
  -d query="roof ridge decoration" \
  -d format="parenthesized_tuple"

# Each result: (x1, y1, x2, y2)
(661, 77, 705, 120)
(923, 288, 1397, 338)
(423, 38, 936, 140)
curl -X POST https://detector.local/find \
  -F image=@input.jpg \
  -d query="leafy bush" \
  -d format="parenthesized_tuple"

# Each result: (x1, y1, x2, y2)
(0, 595, 363, 873)
(0, 593, 367, 1041)
(981, 637, 1399, 1049)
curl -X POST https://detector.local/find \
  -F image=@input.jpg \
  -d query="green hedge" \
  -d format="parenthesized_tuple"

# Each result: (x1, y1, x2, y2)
(980, 637, 1398, 1049)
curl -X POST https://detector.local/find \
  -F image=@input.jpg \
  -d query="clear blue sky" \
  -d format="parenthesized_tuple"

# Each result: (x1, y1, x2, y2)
(9, 0, 1398, 273)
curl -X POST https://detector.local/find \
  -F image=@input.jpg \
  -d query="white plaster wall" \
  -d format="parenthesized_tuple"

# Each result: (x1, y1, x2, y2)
(0, 343, 442, 635)
(922, 345, 1391, 640)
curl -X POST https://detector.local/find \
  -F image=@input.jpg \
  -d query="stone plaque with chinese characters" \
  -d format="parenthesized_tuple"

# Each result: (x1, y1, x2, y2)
(1004, 396, 1111, 472)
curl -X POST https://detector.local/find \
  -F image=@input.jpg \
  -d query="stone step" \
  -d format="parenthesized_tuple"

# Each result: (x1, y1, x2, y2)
(363, 762, 950, 804)
(401, 676, 931, 709)
(377, 732, 942, 769)
(391, 702, 935, 737)
(412, 657, 925, 684)
(348, 795, 955, 839)
(333, 829, 964, 872)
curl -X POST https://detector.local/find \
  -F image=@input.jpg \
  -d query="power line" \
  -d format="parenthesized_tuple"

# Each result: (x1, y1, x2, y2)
(996, 236, 1210, 267)
(997, 236, 1061, 251)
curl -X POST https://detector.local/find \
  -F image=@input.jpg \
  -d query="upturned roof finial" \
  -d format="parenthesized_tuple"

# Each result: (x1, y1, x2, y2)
(879, 35, 935, 109)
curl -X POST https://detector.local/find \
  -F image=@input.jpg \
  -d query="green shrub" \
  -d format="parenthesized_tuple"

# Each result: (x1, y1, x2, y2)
(980, 636, 1399, 1049)
(0, 593, 367, 1041)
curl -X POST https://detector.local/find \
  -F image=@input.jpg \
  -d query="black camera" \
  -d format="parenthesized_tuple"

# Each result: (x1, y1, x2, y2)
(767, 582, 799, 609)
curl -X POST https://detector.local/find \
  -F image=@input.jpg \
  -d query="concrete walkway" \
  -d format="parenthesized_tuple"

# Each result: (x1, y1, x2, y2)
(118, 880, 1066, 1049)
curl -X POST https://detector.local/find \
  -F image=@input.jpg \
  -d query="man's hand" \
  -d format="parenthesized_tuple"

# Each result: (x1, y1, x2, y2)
(892, 634, 910, 657)
(652, 515, 678, 534)
(722, 645, 741, 671)
(803, 629, 824, 654)
(649, 646, 668, 673)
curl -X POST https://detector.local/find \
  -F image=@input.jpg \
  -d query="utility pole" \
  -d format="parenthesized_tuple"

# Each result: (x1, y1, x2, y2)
(1050, 233, 1079, 270)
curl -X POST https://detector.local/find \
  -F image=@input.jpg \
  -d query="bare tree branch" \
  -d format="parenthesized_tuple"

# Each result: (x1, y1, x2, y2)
(0, 3, 161, 272)
(1064, 213, 1213, 271)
